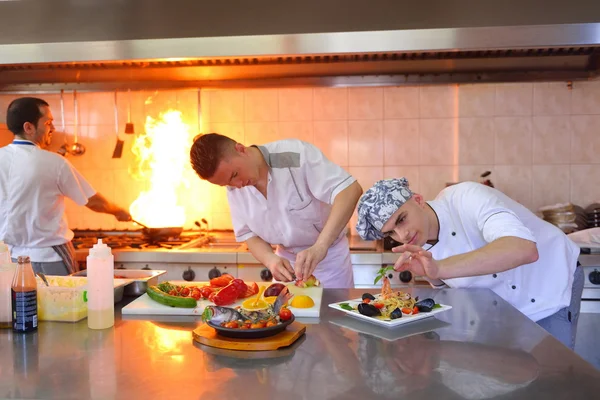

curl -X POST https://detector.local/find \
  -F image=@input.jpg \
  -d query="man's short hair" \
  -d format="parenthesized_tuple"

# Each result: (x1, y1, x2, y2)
(189, 133, 237, 179)
(6, 97, 49, 135)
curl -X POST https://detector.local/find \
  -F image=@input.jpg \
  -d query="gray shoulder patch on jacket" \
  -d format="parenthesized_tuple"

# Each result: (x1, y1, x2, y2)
(269, 152, 300, 168)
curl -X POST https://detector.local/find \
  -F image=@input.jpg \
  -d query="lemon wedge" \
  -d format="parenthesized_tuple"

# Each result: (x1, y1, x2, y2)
(264, 296, 278, 305)
(241, 298, 269, 310)
(290, 295, 315, 308)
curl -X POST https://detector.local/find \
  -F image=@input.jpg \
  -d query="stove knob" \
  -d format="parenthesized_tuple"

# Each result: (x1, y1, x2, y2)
(387, 273, 394, 279)
(260, 268, 273, 282)
(116, 264, 125, 270)
(589, 270, 600, 285)
(142, 264, 151, 270)
(182, 267, 195, 282)
(208, 267, 221, 280)
(399, 271, 413, 283)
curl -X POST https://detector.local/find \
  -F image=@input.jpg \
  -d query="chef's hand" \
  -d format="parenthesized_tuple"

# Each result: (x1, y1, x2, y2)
(265, 254, 296, 282)
(294, 243, 328, 282)
(114, 208, 132, 222)
(392, 244, 441, 280)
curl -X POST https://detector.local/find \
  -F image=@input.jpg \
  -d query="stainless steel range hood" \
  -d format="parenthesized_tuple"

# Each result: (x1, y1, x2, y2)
(1, 0, 600, 90)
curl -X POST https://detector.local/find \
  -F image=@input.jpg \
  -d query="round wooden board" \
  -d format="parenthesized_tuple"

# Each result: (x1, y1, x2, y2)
(193, 322, 306, 351)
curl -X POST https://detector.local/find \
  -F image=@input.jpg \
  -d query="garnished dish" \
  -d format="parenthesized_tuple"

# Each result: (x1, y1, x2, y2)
(202, 286, 296, 338)
(329, 275, 452, 328)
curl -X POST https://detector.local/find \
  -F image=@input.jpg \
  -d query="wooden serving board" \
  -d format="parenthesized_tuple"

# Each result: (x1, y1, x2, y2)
(193, 322, 306, 351)
(121, 281, 323, 318)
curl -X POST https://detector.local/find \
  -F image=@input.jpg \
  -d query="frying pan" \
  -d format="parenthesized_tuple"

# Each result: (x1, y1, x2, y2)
(132, 219, 183, 241)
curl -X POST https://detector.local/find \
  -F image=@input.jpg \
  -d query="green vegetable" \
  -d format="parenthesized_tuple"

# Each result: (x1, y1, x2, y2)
(432, 303, 442, 310)
(147, 285, 197, 308)
(339, 303, 354, 311)
(374, 266, 395, 285)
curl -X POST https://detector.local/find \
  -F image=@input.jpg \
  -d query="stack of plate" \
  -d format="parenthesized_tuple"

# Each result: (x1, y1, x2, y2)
(586, 203, 600, 228)
(539, 203, 587, 233)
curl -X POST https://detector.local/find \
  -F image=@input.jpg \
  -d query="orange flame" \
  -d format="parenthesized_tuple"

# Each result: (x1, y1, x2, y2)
(129, 110, 192, 227)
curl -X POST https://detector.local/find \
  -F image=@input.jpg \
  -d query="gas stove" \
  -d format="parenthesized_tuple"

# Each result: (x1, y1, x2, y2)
(72, 230, 210, 251)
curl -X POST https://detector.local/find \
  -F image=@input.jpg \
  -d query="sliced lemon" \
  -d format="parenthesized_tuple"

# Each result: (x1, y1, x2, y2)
(290, 295, 315, 309)
(241, 298, 269, 311)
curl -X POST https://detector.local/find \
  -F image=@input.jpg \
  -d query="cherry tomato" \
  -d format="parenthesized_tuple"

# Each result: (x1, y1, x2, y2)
(200, 286, 214, 299)
(279, 308, 293, 321)
(402, 307, 413, 315)
(373, 302, 385, 309)
(413, 306, 419, 315)
(180, 287, 191, 297)
(168, 289, 177, 296)
(224, 321, 239, 329)
(363, 298, 371, 304)
(266, 320, 278, 328)
(190, 289, 201, 300)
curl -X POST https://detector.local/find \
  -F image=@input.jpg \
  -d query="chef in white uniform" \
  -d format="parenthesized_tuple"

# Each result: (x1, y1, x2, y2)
(356, 178, 583, 349)
(190, 133, 362, 288)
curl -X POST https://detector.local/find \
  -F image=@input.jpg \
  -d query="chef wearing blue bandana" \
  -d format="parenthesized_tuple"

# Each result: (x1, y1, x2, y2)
(356, 178, 583, 349)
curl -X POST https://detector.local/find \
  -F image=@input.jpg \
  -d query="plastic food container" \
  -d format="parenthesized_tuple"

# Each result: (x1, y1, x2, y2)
(36, 276, 133, 322)
(71, 269, 166, 297)
(36, 276, 88, 322)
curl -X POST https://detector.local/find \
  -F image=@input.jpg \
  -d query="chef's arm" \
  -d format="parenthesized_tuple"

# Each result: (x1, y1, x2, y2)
(246, 236, 277, 264)
(315, 181, 363, 249)
(438, 236, 538, 279)
(85, 193, 131, 221)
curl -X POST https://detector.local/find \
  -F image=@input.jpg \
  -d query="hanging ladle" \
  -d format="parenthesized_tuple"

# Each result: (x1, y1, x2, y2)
(69, 90, 86, 156)
(57, 89, 69, 157)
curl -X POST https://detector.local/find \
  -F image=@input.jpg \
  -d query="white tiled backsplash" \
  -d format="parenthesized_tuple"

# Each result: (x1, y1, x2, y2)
(2, 81, 600, 234)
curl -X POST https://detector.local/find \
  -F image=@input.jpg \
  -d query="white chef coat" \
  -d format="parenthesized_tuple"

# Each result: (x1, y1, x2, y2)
(227, 139, 356, 288)
(0, 140, 96, 262)
(426, 182, 579, 322)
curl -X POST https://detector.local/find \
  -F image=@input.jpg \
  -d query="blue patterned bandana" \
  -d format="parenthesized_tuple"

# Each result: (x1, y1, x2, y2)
(356, 178, 413, 240)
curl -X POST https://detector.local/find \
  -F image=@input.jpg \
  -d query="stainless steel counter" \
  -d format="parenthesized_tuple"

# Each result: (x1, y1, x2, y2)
(1, 288, 599, 399)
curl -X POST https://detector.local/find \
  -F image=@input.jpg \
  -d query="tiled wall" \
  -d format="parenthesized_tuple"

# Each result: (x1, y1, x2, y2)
(2, 81, 600, 234)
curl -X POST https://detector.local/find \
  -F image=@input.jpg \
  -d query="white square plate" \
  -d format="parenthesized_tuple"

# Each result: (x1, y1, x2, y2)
(328, 298, 452, 328)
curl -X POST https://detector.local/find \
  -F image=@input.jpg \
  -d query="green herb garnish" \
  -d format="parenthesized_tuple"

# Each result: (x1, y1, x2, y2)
(432, 303, 442, 309)
(374, 265, 395, 285)
(339, 303, 354, 311)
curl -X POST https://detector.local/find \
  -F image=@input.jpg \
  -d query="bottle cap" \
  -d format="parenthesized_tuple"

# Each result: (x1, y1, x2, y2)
(17, 255, 30, 264)
(89, 239, 112, 258)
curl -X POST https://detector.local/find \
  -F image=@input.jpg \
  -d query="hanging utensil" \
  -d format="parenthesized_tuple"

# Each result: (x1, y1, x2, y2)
(124, 89, 135, 134)
(111, 90, 125, 158)
(37, 273, 49, 287)
(57, 89, 69, 157)
(70, 90, 86, 156)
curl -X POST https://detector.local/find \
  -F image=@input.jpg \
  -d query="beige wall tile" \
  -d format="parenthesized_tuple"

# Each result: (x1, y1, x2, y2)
(419, 119, 457, 165)
(383, 119, 419, 166)
(533, 82, 571, 116)
(531, 165, 571, 211)
(175, 90, 200, 133)
(278, 88, 313, 121)
(78, 92, 114, 126)
(244, 89, 279, 122)
(458, 165, 494, 184)
(208, 122, 245, 143)
(494, 165, 533, 209)
(458, 118, 495, 165)
(458, 84, 495, 117)
(384, 86, 419, 119)
(495, 83, 533, 116)
(278, 121, 313, 142)
(209, 90, 244, 123)
(419, 166, 454, 201)
(532, 116, 571, 164)
(313, 88, 347, 120)
(43, 92, 75, 128)
(348, 87, 383, 120)
(571, 81, 600, 115)
(571, 115, 600, 164)
(419, 85, 459, 118)
(571, 165, 600, 207)
(0, 94, 19, 124)
(494, 117, 532, 165)
(142, 90, 178, 122)
(383, 166, 420, 192)
(313, 121, 348, 166)
(211, 212, 234, 230)
(348, 120, 383, 166)
(244, 122, 279, 144)
(348, 166, 384, 192)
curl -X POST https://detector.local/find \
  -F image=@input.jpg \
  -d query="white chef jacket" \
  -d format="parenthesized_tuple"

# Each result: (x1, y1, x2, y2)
(0, 140, 96, 262)
(227, 139, 356, 287)
(426, 182, 579, 322)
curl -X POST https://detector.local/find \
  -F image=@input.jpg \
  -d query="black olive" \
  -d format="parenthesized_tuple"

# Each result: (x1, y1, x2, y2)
(357, 303, 381, 317)
(361, 293, 376, 301)
(390, 308, 402, 320)
(415, 298, 435, 312)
